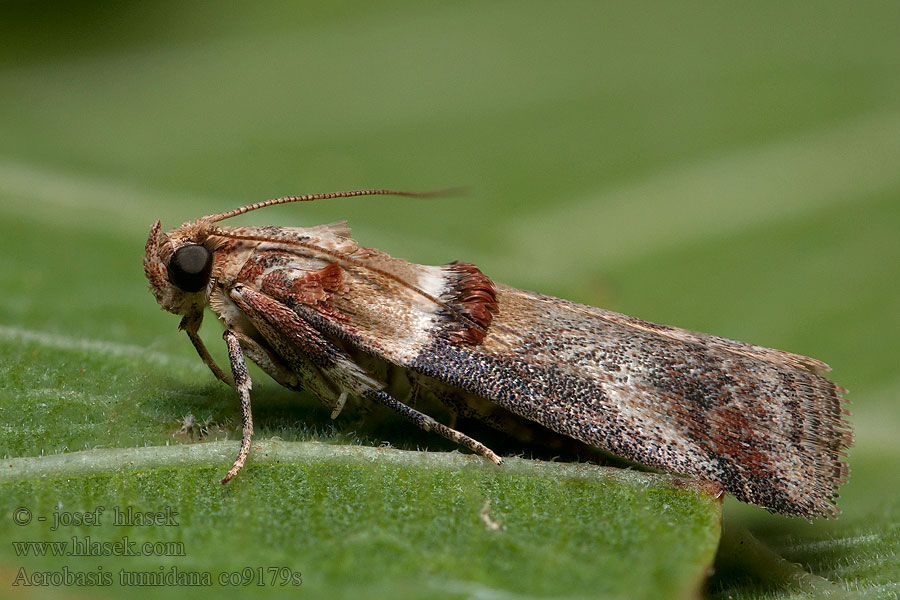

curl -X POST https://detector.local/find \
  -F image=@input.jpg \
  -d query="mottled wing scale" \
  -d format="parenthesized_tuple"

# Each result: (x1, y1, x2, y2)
(421, 286, 852, 518)
(211, 222, 851, 518)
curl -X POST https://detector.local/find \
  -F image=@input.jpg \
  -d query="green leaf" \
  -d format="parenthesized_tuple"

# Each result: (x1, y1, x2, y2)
(1, 442, 722, 600)
(2, 2, 900, 598)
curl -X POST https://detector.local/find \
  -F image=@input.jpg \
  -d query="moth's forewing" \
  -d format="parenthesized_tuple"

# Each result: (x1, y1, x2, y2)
(450, 286, 850, 518)
(251, 248, 851, 519)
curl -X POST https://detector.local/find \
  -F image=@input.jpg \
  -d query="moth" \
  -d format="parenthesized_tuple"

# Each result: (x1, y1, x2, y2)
(144, 189, 852, 518)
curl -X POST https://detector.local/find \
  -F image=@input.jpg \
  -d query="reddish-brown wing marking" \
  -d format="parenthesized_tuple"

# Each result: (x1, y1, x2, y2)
(144, 191, 852, 518)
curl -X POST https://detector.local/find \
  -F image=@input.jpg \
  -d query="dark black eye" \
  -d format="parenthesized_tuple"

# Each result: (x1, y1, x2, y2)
(169, 244, 213, 292)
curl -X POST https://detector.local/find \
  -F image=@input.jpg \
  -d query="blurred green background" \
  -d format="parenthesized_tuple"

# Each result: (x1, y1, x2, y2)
(1, 2, 899, 598)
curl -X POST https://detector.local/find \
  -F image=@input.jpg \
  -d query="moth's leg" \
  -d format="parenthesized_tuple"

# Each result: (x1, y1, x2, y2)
(366, 389, 503, 466)
(331, 391, 348, 420)
(229, 330, 303, 392)
(221, 329, 254, 483)
(228, 284, 500, 464)
(229, 284, 379, 405)
(179, 312, 233, 387)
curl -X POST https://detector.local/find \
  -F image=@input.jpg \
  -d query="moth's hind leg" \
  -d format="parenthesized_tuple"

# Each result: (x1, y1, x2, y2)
(366, 389, 503, 466)
(221, 329, 254, 483)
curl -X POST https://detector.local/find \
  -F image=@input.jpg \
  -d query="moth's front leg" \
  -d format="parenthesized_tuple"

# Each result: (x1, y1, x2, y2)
(179, 311, 233, 387)
(221, 329, 253, 483)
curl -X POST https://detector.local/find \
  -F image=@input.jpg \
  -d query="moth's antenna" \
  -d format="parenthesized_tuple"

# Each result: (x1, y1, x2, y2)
(205, 188, 464, 223)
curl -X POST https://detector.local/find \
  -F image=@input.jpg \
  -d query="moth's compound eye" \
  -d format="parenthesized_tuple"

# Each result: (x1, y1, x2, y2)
(169, 244, 213, 292)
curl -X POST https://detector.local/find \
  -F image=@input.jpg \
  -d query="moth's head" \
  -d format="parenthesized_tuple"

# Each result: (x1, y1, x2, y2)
(144, 219, 216, 316)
